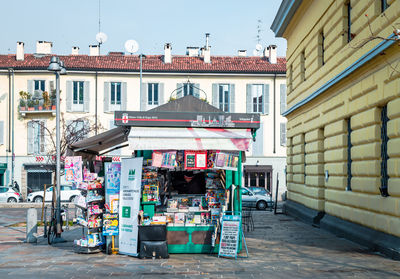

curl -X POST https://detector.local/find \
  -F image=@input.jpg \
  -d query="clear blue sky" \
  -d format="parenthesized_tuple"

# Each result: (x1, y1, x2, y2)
(0, 0, 286, 57)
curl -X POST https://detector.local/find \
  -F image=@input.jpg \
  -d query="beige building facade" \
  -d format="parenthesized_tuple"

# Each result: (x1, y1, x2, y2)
(0, 41, 287, 199)
(272, 0, 400, 258)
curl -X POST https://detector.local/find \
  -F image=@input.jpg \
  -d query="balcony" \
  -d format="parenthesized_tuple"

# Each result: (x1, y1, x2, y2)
(19, 105, 56, 117)
(19, 90, 56, 117)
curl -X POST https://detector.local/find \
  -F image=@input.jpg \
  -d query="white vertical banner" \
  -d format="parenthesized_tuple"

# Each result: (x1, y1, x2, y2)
(119, 157, 143, 256)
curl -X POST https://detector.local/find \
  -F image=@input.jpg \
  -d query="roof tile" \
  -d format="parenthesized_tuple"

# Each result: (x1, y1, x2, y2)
(0, 54, 286, 73)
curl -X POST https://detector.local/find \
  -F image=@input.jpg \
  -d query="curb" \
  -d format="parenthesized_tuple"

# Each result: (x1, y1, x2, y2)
(0, 203, 75, 209)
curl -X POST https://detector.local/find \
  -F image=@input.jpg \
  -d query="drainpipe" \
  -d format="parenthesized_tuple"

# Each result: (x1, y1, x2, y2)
(7, 68, 15, 187)
(95, 71, 98, 135)
(273, 74, 276, 154)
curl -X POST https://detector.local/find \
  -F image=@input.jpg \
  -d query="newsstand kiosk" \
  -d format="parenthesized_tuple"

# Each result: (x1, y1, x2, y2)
(69, 95, 260, 256)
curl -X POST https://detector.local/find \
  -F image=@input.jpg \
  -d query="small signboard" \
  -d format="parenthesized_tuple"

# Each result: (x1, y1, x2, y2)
(103, 213, 119, 236)
(218, 214, 241, 259)
(184, 151, 207, 170)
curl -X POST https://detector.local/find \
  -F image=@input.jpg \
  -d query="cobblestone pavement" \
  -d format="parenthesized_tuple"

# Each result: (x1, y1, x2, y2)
(0, 208, 399, 278)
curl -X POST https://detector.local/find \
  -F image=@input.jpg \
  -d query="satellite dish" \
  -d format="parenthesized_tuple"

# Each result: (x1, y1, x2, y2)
(96, 32, 108, 44)
(255, 44, 262, 51)
(253, 49, 259, 56)
(124, 39, 139, 54)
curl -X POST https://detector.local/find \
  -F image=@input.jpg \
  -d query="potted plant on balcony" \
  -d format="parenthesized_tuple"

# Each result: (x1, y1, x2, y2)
(42, 91, 51, 110)
(19, 91, 30, 111)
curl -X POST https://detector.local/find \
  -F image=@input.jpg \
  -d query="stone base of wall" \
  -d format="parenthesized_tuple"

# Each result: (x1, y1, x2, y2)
(284, 200, 400, 260)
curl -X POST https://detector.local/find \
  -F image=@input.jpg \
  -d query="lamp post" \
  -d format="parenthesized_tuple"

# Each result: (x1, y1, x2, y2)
(48, 56, 66, 243)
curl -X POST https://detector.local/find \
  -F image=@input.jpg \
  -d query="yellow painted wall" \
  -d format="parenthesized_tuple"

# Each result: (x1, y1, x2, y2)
(283, 0, 400, 237)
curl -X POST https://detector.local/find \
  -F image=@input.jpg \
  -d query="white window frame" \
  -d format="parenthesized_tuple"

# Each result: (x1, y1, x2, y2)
(110, 82, 122, 111)
(72, 81, 84, 111)
(148, 83, 159, 107)
(251, 84, 263, 113)
(218, 84, 230, 112)
(34, 80, 45, 92)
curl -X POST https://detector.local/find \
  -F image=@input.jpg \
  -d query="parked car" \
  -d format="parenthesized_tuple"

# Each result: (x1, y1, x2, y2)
(0, 186, 23, 203)
(241, 186, 274, 210)
(27, 185, 80, 203)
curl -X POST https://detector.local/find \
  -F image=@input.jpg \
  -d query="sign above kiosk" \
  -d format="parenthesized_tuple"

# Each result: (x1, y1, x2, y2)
(114, 111, 260, 129)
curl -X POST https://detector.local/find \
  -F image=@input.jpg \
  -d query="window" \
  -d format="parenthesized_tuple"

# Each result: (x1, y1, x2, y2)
(380, 105, 389, 197)
(381, 0, 389, 13)
(176, 83, 199, 98)
(300, 50, 306, 81)
(280, 123, 287, 146)
(241, 188, 252, 196)
(148, 83, 159, 106)
(212, 83, 235, 112)
(347, 1, 352, 42)
(219, 84, 230, 112)
(0, 121, 4, 145)
(347, 118, 352, 191)
(252, 85, 263, 113)
(34, 80, 45, 92)
(244, 166, 272, 193)
(280, 84, 287, 114)
(27, 171, 52, 192)
(183, 83, 195, 96)
(289, 64, 293, 92)
(27, 120, 45, 154)
(319, 31, 325, 66)
(73, 81, 84, 105)
(110, 82, 121, 105)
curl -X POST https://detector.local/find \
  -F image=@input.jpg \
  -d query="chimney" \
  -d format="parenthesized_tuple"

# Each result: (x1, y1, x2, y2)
(16, 42, 24, 61)
(238, 50, 247, 57)
(269, 45, 277, 64)
(71, 46, 79, 55)
(36, 41, 52, 54)
(203, 33, 211, 64)
(263, 46, 270, 58)
(89, 45, 100, 56)
(186, 47, 199, 57)
(164, 43, 172, 64)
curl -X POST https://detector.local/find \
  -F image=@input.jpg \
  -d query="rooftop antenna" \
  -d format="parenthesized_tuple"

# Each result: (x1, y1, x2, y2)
(95, 0, 107, 54)
(253, 19, 264, 56)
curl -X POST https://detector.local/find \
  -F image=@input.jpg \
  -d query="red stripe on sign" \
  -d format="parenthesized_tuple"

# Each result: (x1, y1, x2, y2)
(115, 118, 192, 122)
(114, 118, 260, 124)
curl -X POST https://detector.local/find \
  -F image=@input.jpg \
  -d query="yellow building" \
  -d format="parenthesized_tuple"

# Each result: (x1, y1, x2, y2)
(272, 0, 400, 258)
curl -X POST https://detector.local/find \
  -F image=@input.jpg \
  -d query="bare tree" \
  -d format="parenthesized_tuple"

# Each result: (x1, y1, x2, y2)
(30, 114, 102, 186)
(350, 13, 400, 75)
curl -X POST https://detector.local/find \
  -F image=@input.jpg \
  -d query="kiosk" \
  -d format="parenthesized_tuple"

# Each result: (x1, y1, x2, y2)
(69, 95, 260, 254)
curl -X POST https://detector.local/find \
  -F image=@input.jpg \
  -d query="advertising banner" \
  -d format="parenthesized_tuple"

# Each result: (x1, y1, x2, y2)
(119, 157, 143, 256)
(105, 163, 121, 214)
(64, 156, 83, 182)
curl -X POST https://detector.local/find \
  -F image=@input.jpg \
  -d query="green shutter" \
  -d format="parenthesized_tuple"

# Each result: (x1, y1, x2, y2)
(263, 84, 270, 114)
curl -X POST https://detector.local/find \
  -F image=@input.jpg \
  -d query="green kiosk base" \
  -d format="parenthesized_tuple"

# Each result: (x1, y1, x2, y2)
(166, 225, 219, 254)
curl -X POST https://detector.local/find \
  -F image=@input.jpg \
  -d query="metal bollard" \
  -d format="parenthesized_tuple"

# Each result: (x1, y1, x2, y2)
(26, 208, 37, 243)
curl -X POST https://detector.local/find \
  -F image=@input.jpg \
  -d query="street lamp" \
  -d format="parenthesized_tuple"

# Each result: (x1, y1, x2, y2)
(48, 56, 66, 243)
